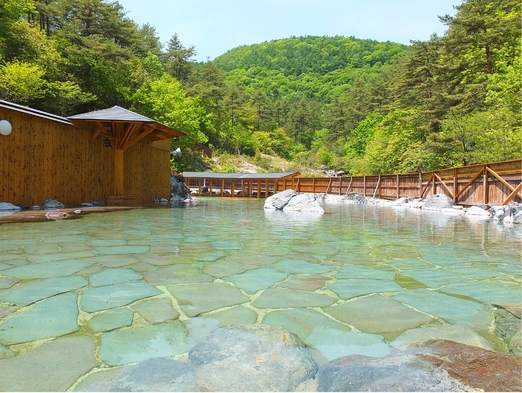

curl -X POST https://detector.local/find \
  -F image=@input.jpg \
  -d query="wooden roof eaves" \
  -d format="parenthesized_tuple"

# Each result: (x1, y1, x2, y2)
(182, 171, 300, 179)
(0, 99, 72, 125)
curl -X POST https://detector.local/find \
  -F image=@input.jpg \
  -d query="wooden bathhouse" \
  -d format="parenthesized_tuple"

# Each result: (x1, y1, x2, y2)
(0, 100, 184, 207)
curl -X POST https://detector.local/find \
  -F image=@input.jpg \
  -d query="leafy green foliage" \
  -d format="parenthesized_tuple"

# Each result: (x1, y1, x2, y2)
(0, 0, 519, 173)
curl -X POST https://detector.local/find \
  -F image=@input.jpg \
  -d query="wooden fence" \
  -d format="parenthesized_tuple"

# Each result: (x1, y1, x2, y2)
(187, 159, 521, 206)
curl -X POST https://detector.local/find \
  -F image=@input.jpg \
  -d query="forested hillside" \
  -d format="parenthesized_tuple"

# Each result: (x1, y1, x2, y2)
(1, 0, 520, 175)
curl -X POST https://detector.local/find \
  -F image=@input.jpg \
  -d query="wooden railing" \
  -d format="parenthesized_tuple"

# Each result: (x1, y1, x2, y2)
(295, 159, 521, 206)
(185, 159, 521, 206)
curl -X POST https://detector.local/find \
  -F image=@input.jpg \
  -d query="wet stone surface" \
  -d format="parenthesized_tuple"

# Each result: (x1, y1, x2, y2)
(0, 200, 520, 391)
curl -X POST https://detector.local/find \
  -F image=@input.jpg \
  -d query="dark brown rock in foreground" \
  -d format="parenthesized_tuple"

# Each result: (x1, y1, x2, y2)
(416, 340, 522, 392)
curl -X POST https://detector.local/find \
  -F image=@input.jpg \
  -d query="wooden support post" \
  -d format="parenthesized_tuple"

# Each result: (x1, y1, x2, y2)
(198, 178, 201, 195)
(373, 175, 381, 199)
(113, 149, 124, 195)
(418, 172, 422, 198)
(339, 177, 342, 195)
(453, 168, 458, 203)
(483, 165, 489, 204)
(274, 179, 278, 194)
(326, 178, 332, 194)
(313, 176, 316, 193)
(396, 174, 400, 199)
(220, 179, 224, 197)
(363, 176, 366, 196)
(231, 179, 235, 197)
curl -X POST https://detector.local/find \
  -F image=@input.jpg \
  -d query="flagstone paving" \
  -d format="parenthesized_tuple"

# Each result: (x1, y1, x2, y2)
(0, 200, 520, 391)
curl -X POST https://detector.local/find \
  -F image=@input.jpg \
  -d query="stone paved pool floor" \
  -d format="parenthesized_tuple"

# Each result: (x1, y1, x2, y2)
(0, 200, 520, 391)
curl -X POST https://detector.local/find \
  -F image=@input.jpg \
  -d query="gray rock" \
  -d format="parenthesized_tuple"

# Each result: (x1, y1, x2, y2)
(171, 175, 191, 201)
(490, 206, 507, 221)
(110, 358, 195, 392)
(0, 202, 21, 211)
(466, 205, 492, 217)
(91, 199, 105, 206)
(493, 305, 521, 356)
(264, 189, 298, 210)
(315, 352, 469, 392)
(189, 324, 317, 392)
(422, 194, 454, 210)
(508, 203, 520, 215)
(514, 211, 522, 224)
(346, 192, 368, 204)
(81, 203, 95, 207)
(43, 198, 65, 209)
(283, 193, 324, 213)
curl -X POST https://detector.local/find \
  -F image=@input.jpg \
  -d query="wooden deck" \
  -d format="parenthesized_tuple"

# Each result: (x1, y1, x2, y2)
(183, 172, 300, 198)
(184, 159, 522, 206)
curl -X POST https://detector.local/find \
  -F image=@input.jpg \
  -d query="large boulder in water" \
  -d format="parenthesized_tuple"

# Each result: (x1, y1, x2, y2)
(264, 189, 297, 210)
(423, 194, 454, 210)
(264, 190, 324, 213)
(188, 324, 317, 392)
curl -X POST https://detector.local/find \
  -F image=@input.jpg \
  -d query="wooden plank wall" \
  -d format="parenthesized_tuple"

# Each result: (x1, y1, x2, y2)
(124, 140, 172, 205)
(0, 108, 172, 207)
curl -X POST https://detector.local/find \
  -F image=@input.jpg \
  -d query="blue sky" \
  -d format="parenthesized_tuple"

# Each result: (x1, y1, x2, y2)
(118, 0, 461, 62)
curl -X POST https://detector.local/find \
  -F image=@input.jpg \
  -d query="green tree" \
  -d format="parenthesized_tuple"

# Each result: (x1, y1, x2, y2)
(130, 74, 214, 171)
(163, 33, 196, 82)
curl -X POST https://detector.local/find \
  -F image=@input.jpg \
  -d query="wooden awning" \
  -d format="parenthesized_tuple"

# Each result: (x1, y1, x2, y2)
(68, 106, 185, 197)
(68, 106, 184, 151)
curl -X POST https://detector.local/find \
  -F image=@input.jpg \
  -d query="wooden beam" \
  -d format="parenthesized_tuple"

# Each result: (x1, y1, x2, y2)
(91, 127, 109, 140)
(502, 182, 522, 205)
(121, 126, 153, 151)
(420, 173, 434, 198)
(433, 172, 454, 198)
(326, 177, 332, 194)
(373, 175, 381, 198)
(487, 167, 522, 202)
(454, 170, 483, 200)
(117, 122, 143, 150)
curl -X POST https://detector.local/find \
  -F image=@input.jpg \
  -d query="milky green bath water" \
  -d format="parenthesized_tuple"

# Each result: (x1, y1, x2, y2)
(0, 198, 520, 385)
